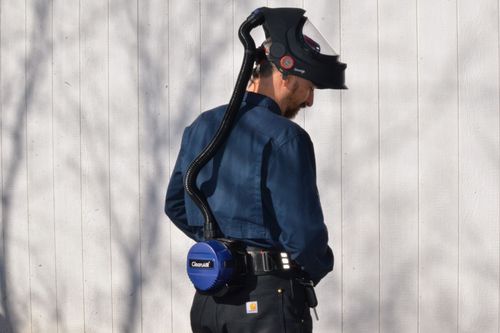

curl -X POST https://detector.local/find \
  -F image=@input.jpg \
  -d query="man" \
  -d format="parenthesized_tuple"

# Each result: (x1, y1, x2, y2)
(165, 43, 334, 332)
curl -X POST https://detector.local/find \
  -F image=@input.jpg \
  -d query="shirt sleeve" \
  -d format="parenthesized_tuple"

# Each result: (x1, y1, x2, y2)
(165, 128, 203, 241)
(267, 132, 334, 284)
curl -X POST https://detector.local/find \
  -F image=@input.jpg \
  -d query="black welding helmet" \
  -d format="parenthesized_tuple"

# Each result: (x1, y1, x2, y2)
(258, 7, 346, 89)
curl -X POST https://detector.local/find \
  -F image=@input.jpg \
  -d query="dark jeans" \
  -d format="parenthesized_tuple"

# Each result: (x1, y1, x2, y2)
(190, 274, 313, 333)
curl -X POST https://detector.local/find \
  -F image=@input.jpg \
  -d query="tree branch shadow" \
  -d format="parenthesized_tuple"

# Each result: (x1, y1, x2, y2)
(1, 1, 53, 332)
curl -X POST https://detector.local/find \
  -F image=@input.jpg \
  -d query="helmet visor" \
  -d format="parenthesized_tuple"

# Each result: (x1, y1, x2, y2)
(301, 19, 338, 56)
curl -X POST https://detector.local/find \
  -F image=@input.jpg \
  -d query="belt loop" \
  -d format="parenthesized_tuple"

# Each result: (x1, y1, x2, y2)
(260, 250, 271, 272)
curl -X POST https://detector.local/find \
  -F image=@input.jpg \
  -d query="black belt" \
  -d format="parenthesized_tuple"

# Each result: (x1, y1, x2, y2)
(245, 248, 300, 275)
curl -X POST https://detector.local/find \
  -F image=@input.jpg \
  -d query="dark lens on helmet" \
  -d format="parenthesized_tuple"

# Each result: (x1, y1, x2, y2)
(303, 35, 321, 53)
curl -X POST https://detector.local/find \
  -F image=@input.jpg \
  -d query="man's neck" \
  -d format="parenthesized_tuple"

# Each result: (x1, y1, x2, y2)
(247, 82, 284, 115)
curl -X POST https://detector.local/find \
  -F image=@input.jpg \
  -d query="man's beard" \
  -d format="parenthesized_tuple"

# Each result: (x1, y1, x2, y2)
(284, 102, 306, 119)
(283, 81, 307, 119)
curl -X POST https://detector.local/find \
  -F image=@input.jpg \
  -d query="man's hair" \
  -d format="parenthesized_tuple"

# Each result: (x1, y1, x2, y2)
(249, 39, 275, 83)
(251, 58, 274, 79)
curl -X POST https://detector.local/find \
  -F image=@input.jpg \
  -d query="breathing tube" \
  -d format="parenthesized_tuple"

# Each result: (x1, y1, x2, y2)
(183, 9, 264, 240)
(183, 9, 264, 295)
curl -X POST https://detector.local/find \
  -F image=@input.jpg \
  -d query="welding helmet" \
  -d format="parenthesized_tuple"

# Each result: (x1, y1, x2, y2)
(258, 7, 346, 89)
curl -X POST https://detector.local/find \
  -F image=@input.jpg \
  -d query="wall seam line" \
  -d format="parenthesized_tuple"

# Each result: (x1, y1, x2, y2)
(136, 1, 143, 332)
(50, 1, 60, 331)
(377, 0, 381, 331)
(455, 1, 460, 332)
(0, 0, 5, 327)
(25, 1, 33, 330)
(415, 0, 421, 331)
(107, 1, 114, 331)
(0, 0, 4, 326)
(78, 0, 86, 330)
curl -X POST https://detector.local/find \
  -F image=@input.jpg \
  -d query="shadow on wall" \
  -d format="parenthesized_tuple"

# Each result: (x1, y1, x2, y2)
(0, 314, 9, 333)
(0, 0, 204, 330)
(1, 1, 53, 332)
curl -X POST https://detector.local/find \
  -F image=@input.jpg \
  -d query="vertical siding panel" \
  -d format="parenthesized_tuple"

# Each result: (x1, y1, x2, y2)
(200, 0, 233, 110)
(108, 0, 141, 332)
(52, 0, 85, 331)
(80, 0, 113, 331)
(138, 0, 171, 331)
(26, 0, 57, 331)
(418, 0, 459, 331)
(168, 0, 200, 332)
(341, 0, 380, 331)
(457, 0, 500, 331)
(0, 0, 31, 332)
(378, 0, 419, 332)
(302, 1, 343, 332)
(267, 1, 302, 13)
(265, 1, 303, 12)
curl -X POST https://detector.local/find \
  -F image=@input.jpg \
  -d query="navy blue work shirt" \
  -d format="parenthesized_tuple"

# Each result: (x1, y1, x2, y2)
(165, 92, 333, 284)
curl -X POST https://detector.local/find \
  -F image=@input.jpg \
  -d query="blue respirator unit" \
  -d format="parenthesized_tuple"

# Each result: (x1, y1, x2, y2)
(186, 239, 247, 294)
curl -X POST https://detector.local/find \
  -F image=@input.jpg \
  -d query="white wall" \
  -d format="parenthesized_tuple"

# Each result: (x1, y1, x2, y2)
(0, 0, 499, 332)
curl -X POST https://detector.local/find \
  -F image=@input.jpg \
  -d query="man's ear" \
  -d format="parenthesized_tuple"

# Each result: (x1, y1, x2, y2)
(282, 75, 300, 93)
(280, 73, 294, 89)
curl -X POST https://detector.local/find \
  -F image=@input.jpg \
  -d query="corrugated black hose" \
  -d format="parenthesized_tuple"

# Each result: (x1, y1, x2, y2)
(183, 10, 265, 240)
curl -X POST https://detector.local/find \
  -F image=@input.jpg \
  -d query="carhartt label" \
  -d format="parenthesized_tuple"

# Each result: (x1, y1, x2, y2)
(246, 301, 258, 314)
(189, 259, 214, 269)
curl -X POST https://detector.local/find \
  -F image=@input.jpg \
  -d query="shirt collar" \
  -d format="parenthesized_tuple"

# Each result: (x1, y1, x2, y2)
(243, 92, 282, 116)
